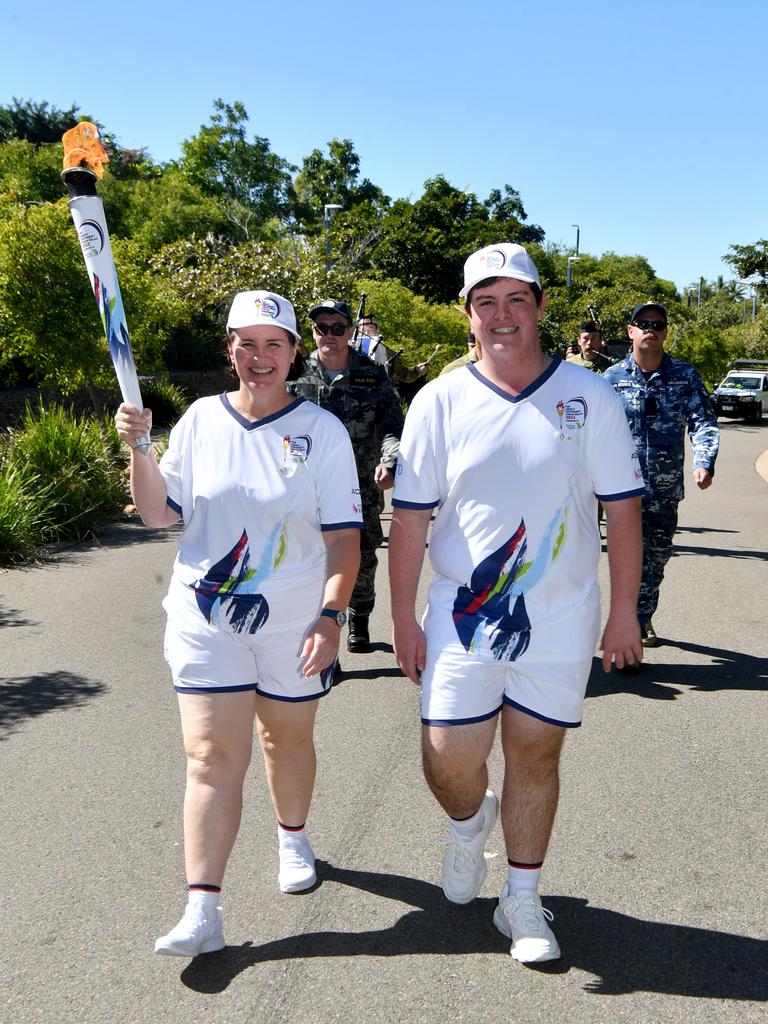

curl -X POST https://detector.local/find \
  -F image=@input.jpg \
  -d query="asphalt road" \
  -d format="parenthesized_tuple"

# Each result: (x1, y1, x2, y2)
(1, 419, 766, 1024)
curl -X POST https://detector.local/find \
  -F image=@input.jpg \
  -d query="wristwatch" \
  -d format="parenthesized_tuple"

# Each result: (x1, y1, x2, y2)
(320, 608, 347, 627)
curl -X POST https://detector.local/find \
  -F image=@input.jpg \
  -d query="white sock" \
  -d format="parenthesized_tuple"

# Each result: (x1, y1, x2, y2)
(507, 865, 542, 896)
(187, 890, 221, 913)
(279, 825, 310, 847)
(449, 804, 485, 840)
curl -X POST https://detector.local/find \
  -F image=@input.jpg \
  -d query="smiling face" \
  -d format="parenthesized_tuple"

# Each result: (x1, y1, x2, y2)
(466, 277, 546, 357)
(228, 324, 296, 396)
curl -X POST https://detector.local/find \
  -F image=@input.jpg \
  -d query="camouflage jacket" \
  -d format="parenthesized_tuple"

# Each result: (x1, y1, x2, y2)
(566, 351, 613, 373)
(602, 353, 719, 501)
(287, 348, 404, 483)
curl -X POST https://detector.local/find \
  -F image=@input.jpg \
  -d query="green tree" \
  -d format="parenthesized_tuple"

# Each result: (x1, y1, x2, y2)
(0, 98, 80, 144)
(367, 176, 544, 304)
(180, 100, 294, 241)
(723, 240, 768, 294)
(293, 138, 389, 235)
(0, 200, 176, 392)
(0, 139, 65, 206)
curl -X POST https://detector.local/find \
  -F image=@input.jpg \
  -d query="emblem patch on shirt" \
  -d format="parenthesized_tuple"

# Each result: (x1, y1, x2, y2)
(281, 434, 312, 475)
(555, 396, 588, 439)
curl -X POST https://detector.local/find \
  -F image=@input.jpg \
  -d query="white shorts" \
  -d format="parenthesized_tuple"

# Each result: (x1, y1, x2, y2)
(419, 578, 599, 727)
(162, 577, 333, 701)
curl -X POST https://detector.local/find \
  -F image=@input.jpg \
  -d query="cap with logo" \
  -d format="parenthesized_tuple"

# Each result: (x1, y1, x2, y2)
(460, 242, 541, 299)
(630, 302, 667, 324)
(226, 290, 301, 343)
(308, 299, 353, 323)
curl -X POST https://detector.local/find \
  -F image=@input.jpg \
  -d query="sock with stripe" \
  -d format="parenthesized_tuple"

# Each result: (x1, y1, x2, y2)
(507, 860, 543, 895)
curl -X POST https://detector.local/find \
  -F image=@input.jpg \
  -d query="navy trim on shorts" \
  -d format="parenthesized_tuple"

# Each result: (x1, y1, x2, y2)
(255, 686, 331, 703)
(174, 682, 331, 701)
(321, 521, 364, 531)
(597, 487, 646, 502)
(421, 704, 503, 727)
(167, 496, 182, 514)
(392, 498, 440, 510)
(174, 682, 259, 694)
(502, 695, 581, 729)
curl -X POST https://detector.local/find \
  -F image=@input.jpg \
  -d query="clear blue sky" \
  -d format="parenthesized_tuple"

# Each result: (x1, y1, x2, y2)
(3, 0, 766, 292)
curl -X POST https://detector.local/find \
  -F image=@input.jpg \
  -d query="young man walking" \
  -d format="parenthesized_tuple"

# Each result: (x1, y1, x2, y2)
(389, 243, 644, 962)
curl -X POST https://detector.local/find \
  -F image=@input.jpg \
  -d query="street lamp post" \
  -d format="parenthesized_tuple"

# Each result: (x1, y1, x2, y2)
(323, 203, 343, 268)
(567, 255, 580, 294)
(571, 224, 580, 256)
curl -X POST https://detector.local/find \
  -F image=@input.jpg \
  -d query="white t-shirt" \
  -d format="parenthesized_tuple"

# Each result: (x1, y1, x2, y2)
(392, 358, 644, 660)
(159, 394, 362, 626)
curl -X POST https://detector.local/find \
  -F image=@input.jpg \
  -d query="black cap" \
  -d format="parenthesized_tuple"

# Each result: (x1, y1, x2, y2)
(630, 302, 667, 324)
(308, 299, 353, 323)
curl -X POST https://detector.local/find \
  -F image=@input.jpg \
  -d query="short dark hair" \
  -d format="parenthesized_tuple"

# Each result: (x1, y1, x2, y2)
(579, 320, 601, 335)
(466, 275, 542, 310)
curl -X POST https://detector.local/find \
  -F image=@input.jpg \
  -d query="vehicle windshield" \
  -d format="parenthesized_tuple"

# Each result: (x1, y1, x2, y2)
(720, 376, 761, 389)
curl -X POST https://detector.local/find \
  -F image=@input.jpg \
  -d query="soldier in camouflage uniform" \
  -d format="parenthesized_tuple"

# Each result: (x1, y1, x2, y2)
(565, 321, 613, 373)
(287, 299, 404, 656)
(603, 303, 719, 648)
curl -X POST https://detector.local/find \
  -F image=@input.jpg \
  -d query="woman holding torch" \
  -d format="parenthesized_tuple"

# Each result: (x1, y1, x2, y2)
(115, 290, 361, 957)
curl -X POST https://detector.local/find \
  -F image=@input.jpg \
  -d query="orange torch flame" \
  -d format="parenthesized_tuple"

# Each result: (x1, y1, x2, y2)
(62, 122, 110, 178)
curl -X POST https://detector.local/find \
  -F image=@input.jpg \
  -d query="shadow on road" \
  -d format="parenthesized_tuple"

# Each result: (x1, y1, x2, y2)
(672, 543, 767, 561)
(179, 861, 767, 1000)
(0, 670, 105, 739)
(587, 641, 768, 701)
(0, 601, 34, 628)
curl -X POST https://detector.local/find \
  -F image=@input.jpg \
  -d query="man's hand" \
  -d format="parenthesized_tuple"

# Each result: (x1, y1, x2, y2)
(374, 465, 395, 491)
(600, 608, 643, 673)
(693, 467, 713, 490)
(393, 618, 426, 685)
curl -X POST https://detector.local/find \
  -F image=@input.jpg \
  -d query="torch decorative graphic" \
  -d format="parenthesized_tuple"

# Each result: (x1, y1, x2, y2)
(60, 122, 151, 453)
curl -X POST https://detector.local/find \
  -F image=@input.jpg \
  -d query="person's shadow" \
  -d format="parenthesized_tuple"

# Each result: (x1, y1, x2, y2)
(587, 639, 768, 701)
(180, 862, 767, 1001)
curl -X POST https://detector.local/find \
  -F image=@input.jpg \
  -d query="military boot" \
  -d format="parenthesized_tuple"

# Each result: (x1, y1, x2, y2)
(347, 613, 371, 653)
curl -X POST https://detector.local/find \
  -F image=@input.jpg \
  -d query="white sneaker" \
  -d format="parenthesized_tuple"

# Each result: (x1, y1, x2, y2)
(441, 791, 499, 904)
(154, 903, 225, 957)
(493, 884, 561, 963)
(278, 830, 316, 893)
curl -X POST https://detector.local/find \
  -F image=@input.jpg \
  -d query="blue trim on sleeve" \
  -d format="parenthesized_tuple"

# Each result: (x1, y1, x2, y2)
(392, 498, 440, 510)
(597, 486, 646, 502)
(421, 705, 502, 726)
(321, 521, 364, 531)
(167, 496, 182, 514)
(502, 696, 581, 728)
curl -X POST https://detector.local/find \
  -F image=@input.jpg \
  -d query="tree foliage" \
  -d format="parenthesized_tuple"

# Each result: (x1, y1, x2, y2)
(723, 240, 768, 294)
(366, 176, 545, 304)
(0, 98, 80, 145)
(180, 100, 295, 241)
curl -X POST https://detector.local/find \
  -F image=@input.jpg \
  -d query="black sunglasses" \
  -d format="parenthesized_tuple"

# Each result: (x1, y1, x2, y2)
(633, 319, 667, 331)
(313, 322, 348, 336)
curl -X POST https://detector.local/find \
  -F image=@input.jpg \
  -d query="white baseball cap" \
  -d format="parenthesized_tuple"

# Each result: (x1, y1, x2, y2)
(459, 242, 541, 298)
(226, 290, 301, 342)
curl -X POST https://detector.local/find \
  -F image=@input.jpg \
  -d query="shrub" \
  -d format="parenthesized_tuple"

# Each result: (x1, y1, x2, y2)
(7, 404, 126, 543)
(0, 458, 50, 563)
(138, 377, 189, 427)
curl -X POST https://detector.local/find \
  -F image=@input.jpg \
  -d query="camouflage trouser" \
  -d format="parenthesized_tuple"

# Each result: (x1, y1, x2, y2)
(638, 495, 679, 626)
(349, 501, 384, 616)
